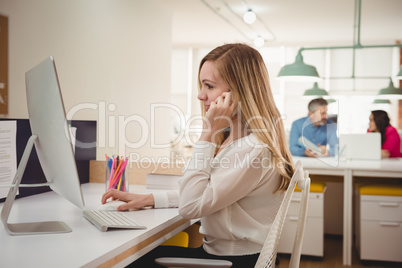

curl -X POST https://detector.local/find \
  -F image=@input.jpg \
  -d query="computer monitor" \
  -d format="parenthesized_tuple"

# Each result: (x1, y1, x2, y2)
(339, 133, 381, 160)
(0, 56, 85, 235)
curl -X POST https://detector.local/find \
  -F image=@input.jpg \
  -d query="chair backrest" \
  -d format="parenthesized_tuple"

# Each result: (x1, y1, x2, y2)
(254, 160, 310, 268)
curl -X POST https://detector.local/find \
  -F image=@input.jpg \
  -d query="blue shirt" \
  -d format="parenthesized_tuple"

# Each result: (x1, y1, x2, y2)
(289, 116, 338, 156)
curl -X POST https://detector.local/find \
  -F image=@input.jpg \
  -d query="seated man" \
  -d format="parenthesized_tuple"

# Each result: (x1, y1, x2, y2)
(289, 98, 338, 157)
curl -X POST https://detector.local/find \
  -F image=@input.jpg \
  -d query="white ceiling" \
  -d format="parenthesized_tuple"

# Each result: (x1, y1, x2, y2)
(167, 0, 402, 48)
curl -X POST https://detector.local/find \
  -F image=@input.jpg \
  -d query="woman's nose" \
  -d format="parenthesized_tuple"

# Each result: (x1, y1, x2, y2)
(198, 90, 207, 101)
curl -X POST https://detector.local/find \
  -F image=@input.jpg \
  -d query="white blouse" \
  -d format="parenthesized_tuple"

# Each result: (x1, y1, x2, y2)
(152, 133, 284, 256)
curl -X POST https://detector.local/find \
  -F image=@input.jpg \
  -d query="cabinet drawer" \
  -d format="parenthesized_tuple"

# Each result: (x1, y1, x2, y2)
(278, 217, 323, 257)
(361, 199, 402, 221)
(287, 192, 323, 218)
(360, 220, 402, 262)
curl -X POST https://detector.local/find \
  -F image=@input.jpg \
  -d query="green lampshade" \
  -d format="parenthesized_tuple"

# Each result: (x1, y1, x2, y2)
(377, 79, 402, 99)
(326, 98, 336, 104)
(396, 66, 402, 80)
(278, 51, 320, 81)
(372, 99, 391, 104)
(303, 82, 328, 97)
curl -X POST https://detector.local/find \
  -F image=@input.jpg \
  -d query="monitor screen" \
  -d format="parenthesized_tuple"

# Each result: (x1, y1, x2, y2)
(1, 57, 85, 235)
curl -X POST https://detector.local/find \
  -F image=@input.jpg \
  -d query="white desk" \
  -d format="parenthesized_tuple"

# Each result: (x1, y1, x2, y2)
(293, 156, 402, 266)
(0, 183, 190, 268)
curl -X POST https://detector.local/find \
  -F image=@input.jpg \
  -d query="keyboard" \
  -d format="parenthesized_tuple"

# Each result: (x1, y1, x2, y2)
(83, 210, 147, 232)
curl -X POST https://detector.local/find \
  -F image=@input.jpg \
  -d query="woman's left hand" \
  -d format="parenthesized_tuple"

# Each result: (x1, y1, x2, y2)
(101, 189, 155, 210)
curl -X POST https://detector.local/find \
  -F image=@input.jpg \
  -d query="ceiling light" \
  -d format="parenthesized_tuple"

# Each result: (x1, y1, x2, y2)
(277, 50, 321, 81)
(396, 65, 402, 80)
(254, 36, 265, 47)
(303, 82, 329, 97)
(377, 79, 402, 99)
(243, 9, 256, 24)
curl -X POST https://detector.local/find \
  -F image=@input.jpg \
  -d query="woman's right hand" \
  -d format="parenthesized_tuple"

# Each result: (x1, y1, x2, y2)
(200, 92, 237, 143)
(101, 189, 155, 211)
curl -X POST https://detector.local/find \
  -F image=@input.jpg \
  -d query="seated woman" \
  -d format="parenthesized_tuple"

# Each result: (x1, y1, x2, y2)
(101, 43, 294, 268)
(368, 110, 402, 158)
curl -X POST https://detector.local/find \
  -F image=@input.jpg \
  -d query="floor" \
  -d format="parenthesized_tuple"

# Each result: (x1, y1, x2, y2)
(276, 235, 402, 268)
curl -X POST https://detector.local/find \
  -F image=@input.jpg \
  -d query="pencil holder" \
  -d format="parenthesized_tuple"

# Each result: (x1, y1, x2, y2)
(105, 156, 129, 192)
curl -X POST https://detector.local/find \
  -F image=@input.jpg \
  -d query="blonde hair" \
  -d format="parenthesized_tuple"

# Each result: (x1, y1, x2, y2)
(198, 43, 294, 190)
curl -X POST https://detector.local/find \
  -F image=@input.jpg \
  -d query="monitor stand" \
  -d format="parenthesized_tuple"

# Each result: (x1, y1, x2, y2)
(0, 135, 72, 235)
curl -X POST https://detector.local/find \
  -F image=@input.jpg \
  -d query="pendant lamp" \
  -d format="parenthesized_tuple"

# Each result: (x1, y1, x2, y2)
(372, 99, 391, 104)
(303, 82, 328, 97)
(277, 50, 320, 81)
(377, 79, 402, 99)
(396, 66, 402, 80)
(326, 98, 336, 104)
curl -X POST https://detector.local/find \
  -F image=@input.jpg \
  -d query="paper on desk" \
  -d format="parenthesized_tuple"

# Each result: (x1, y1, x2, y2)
(0, 121, 17, 198)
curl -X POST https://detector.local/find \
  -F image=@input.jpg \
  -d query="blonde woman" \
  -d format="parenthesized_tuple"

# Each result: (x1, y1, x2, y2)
(102, 43, 294, 267)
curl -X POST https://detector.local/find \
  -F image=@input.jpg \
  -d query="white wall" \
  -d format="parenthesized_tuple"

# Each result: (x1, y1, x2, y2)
(0, 0, 174, 161)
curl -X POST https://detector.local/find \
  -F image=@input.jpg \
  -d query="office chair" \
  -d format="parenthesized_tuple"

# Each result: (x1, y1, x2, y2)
(155, 161, 310, 268)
